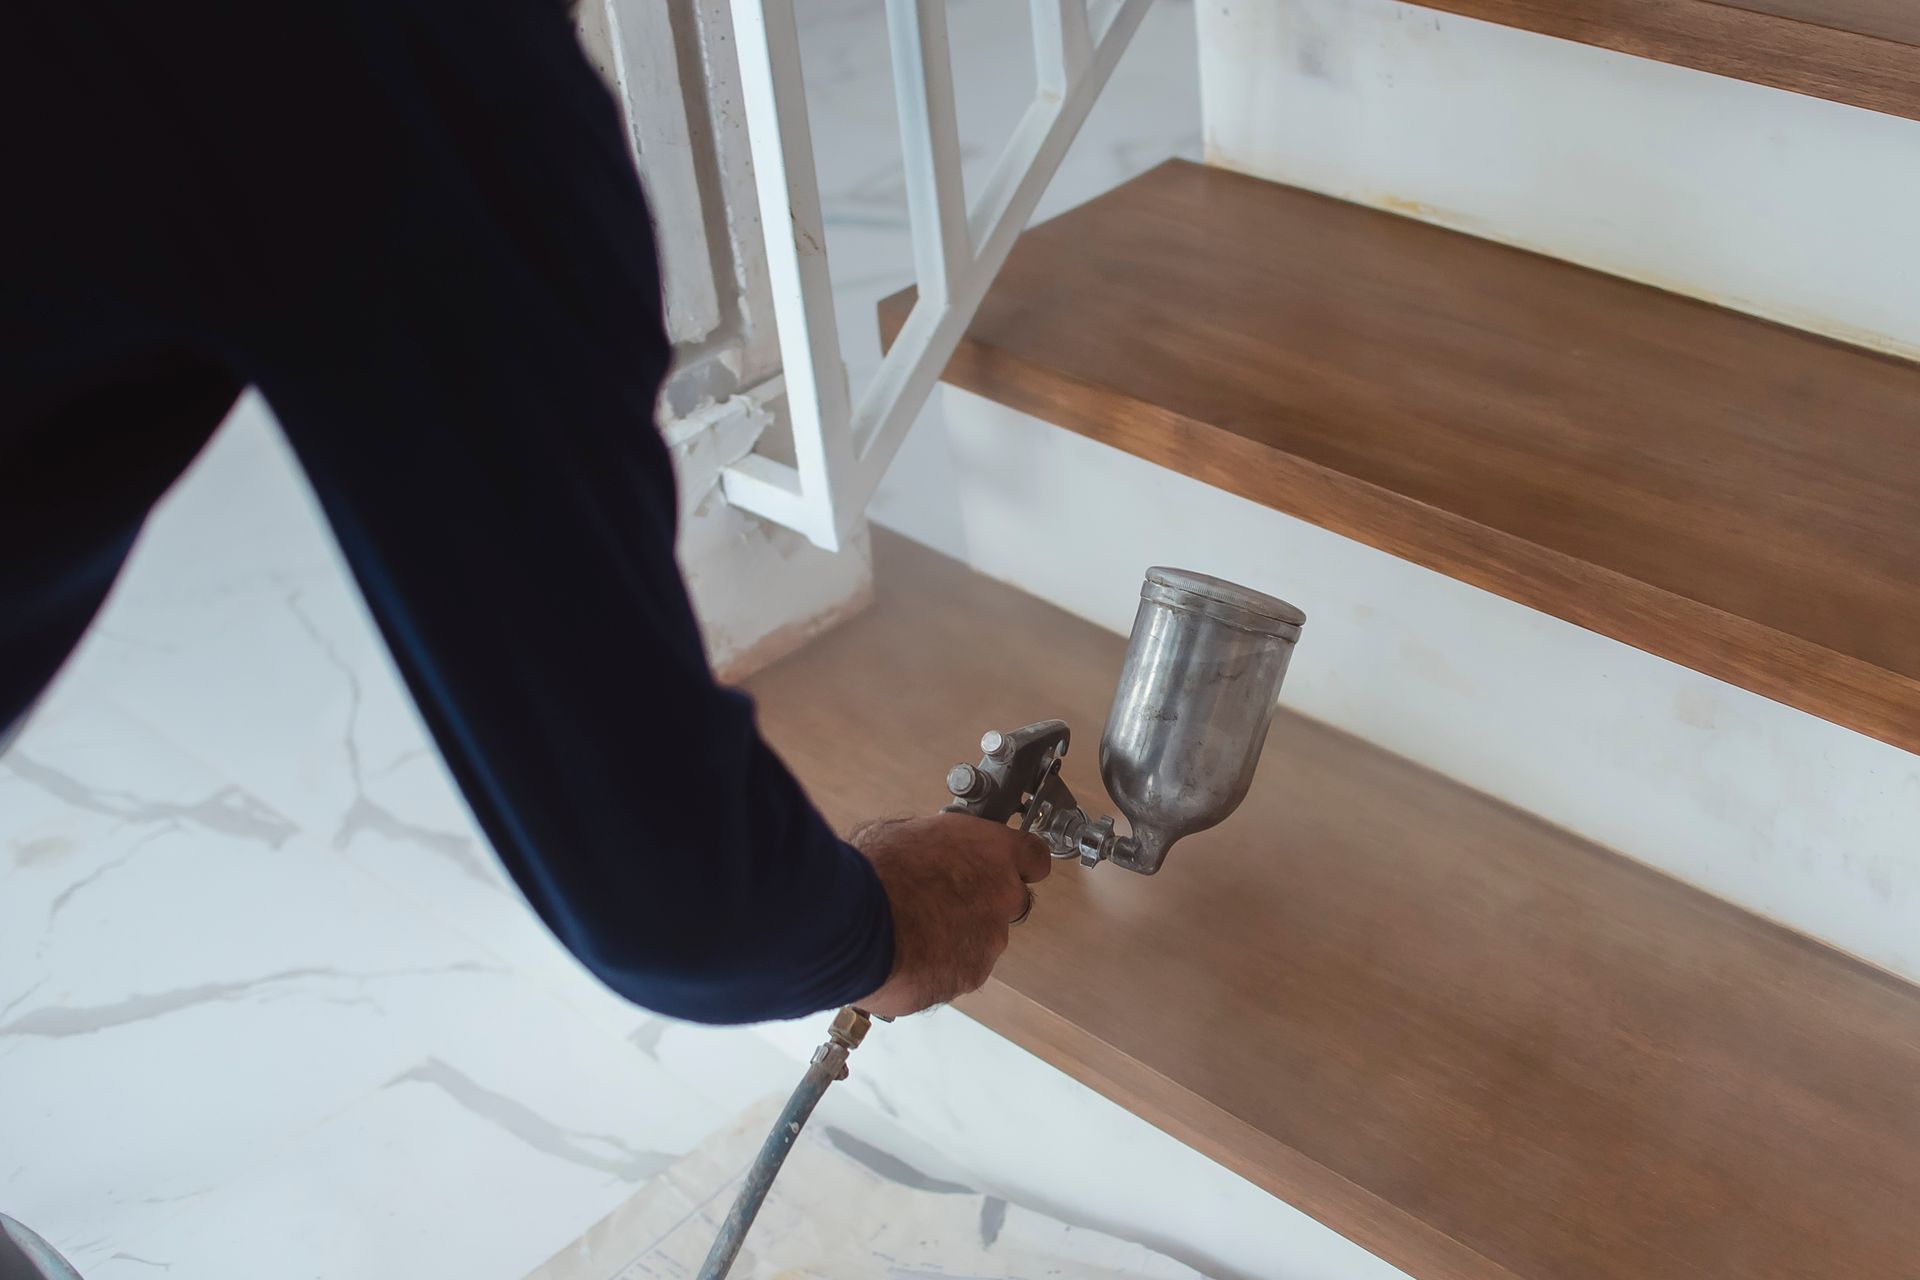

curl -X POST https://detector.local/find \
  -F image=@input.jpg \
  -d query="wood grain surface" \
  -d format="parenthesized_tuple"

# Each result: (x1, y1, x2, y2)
(878, 160, 1920, 756)
(1406, 0, 1920, 120)
(748, 532, 1920, 1280)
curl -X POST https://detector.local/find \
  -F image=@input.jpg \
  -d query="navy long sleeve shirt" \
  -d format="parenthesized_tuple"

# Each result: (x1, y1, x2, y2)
(2, 0, 895, 1023)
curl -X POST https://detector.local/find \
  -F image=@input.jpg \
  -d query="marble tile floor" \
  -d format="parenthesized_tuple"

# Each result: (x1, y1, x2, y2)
(3, 404, 1410, 1280)
(0, 406, 1209, 1278)
(2, 6, 1406, 1278)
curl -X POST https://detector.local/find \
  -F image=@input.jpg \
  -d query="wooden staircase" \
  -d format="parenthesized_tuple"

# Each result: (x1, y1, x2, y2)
(822, 7, 1920, 1276)
(1408, 0, 1920, 121)
(880, 159, 1920, 755)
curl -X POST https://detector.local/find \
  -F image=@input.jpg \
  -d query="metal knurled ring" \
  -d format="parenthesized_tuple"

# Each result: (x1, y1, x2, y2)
(1077, 815, 1115, 867)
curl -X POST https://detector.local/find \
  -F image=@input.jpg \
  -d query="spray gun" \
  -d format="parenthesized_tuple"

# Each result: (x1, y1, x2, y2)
(698, 568, 1304, 1279)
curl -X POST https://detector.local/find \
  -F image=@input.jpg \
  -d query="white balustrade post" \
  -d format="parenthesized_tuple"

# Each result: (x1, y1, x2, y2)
(722, 0, 1157, 549)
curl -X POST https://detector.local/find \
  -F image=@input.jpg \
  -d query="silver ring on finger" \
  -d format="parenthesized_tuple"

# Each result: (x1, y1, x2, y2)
(1010, 885, 1036, 926)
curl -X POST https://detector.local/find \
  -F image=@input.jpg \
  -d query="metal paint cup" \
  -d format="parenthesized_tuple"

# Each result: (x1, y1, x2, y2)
(1099, 568, 1304, 873)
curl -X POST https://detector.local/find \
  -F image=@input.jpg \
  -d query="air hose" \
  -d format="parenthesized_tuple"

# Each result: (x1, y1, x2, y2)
(695, 1005, 873, 1279)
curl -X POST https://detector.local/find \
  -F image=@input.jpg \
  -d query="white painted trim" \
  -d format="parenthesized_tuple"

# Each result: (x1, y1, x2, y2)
(1032, 0, 1094, 93)
(887, 0, 970, 307)
(727, 0, 857, 553)
(847, 0, 1156, 511)
(722, 0, 1156, 551)
(717, 453, 828, 546)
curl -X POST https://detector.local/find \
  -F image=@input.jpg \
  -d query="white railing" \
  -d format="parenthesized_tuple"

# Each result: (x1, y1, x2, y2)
(723, 0, 1155, 551)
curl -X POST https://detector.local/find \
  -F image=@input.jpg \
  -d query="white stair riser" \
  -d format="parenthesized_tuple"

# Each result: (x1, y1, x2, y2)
(1199, 0, 1920, 361)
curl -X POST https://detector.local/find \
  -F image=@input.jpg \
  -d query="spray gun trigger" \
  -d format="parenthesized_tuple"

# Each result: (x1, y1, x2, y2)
(1019, 751, 1059, 832)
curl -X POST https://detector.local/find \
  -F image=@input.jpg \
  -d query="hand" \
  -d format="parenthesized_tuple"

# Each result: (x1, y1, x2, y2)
(851, 813, 1052, 1018)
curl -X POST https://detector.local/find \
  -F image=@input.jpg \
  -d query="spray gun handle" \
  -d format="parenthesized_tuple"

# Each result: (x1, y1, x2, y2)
(942, 721, 1143, 869)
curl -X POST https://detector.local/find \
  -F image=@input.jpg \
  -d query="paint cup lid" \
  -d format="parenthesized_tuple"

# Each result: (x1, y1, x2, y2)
(1142, 568, 1305, 640)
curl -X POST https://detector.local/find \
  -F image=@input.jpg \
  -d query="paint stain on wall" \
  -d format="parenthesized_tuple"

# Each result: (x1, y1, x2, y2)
(1672, 687, 1719, 730)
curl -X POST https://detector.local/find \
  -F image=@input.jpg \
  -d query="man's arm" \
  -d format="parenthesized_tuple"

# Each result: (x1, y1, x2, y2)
(210, 0, 1039, 1021)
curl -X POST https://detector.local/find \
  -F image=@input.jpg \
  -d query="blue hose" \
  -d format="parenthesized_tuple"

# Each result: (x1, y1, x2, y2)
(697, 1008, 871, 1279)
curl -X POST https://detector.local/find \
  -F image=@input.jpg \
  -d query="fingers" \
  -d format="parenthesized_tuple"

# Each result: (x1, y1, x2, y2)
(988, 873, 1028, 923)
(1011, 830, 1053, 885)
(852, 812, 1051, 1019)
(858, 980, 929, 1021)
(937, 813, 1043, 921)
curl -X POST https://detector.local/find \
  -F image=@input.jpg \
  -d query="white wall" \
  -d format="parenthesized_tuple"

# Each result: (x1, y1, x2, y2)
(1197, 0, 1920, 361)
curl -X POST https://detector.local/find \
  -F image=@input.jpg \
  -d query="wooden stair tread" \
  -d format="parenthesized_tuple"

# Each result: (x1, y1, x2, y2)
(748, 532, 1920, 1280)
(1410, 0, 1920, 121)
(878, 160, 1920, 755)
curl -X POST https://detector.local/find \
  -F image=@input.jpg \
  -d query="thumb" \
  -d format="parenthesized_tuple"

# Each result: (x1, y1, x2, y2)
(1011, 829, 1053, 884)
